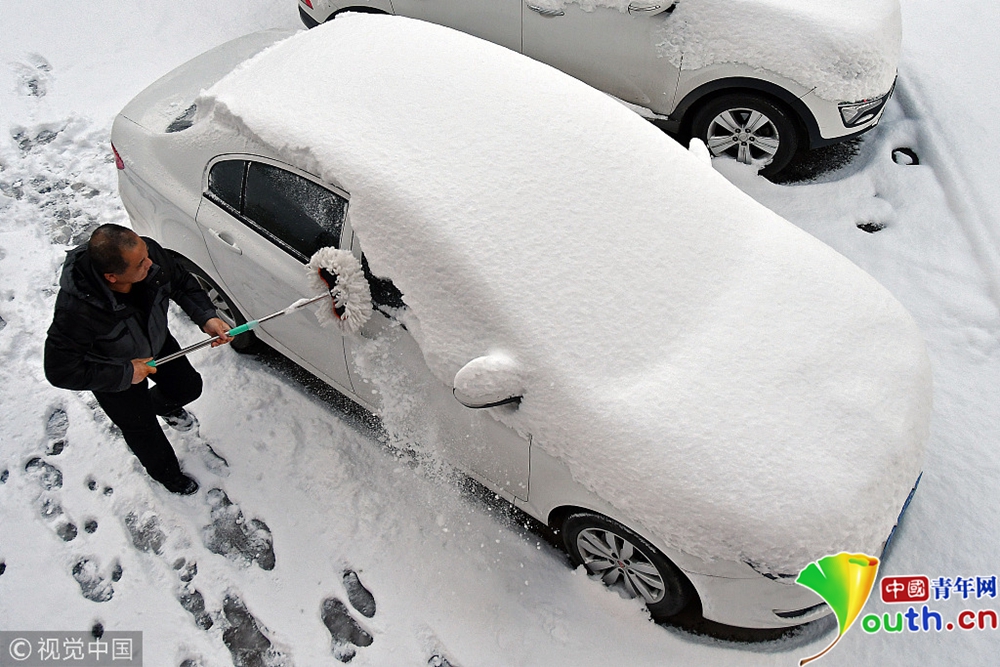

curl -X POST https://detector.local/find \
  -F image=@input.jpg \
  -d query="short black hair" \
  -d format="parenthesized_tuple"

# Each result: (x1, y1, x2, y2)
(88, 224, 139, 276)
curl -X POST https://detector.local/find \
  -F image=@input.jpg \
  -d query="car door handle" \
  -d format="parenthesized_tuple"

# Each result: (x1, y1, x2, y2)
(207, 228, 242, 255)
(526, 3, 565, 17)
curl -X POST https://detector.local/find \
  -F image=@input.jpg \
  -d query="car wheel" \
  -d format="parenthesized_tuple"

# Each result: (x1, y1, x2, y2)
(562, 512, 695, 619)
(176, 256, 262, 354)
(691, 93, 799, 176)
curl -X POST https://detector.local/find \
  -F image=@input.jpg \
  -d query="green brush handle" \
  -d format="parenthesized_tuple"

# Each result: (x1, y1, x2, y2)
(227, 320, 258, 337)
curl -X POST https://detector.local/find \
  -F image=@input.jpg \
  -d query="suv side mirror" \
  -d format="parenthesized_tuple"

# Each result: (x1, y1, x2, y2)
(453, 353, 524, 409)
(627, 1, 677, 17)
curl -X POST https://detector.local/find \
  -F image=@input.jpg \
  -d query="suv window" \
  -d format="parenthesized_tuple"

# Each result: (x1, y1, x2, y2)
(207, 159, 245, 212)
(244, 162, 347, 261)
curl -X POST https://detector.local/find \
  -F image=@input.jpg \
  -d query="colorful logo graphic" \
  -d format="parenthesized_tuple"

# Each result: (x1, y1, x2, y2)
(881, 575, 930, 604)
(795, 552, 880, 665)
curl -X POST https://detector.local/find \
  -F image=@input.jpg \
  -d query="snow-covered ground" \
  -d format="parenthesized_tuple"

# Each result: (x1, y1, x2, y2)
(1, 1, 997, 666)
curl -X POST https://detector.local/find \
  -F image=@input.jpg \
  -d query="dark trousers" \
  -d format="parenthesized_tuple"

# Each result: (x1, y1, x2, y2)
(94, 333, 203, 483)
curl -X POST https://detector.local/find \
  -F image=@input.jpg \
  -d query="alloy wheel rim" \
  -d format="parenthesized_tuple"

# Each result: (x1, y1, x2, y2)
(576, 528, 666, 604)
(705, 108, 780, 167)
(193, 275, 237, 328)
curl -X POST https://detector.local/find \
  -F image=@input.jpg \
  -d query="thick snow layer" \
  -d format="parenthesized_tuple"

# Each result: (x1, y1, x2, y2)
(659, 0, 902, 101)
(201, 14, 929, 573)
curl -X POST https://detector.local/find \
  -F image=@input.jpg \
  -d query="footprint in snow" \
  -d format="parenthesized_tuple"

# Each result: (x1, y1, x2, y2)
(24, 456, 61, 490)
(173, 556, 214, 630)
(45, 405, 69, 455)
(178, 433, 230, 477)
(177, 586, 214, 631)
(202, 488, 275, 571)
(343, 570, 376, 618)
(321, 598, 373, 663)
(71, 556, 121, 603)
(124, 510, 166, 555)
(221, 593, 289, 667)
(24, 419, 124, 602)
(85, 475, 115, 496)
(11, 53, 51, 98)
(200, 441, 230, 476)
(11, 126, 61, 154)
(24, 457, 78, 542)
(321, 570, 377, 663)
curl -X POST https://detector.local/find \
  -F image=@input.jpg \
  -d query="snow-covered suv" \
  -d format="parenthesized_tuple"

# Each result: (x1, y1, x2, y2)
(299, 0, 900, 176)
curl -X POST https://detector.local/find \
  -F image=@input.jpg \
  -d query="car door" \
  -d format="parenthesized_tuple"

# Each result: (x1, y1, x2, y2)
(342, 233, 530, 502)
(390, 0, 522, 52)
(522, 1, 681, 114)
(195, 156, 354, 393)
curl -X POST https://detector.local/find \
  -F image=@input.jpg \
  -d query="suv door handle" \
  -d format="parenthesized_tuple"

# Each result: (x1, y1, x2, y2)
(526, 3, 565, 17)
(208, 228, 242, 255)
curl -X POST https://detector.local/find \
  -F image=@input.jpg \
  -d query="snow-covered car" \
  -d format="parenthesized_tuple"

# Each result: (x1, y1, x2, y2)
(111, 15, 930, 629)
(298, 0, 901, 176)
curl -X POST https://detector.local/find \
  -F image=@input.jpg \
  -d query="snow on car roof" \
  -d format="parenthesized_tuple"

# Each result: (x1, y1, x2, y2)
(201, 14, 929, 572)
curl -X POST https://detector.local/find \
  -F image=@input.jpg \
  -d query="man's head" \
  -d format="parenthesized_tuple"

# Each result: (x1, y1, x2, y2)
(88, 224, 152, 291)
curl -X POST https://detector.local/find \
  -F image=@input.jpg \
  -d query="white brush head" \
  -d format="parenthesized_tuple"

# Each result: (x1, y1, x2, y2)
(306, 247, 373, 334)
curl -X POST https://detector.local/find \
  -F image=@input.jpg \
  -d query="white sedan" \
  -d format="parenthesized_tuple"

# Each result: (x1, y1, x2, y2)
(111, 14, 930, 629)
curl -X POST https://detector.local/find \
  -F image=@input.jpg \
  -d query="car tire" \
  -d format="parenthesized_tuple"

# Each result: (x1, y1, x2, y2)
(562, 512, 695, 619)
(328, 7, 389, 22)
(175, 256, 262, 355)
(690, 93, 799, 177)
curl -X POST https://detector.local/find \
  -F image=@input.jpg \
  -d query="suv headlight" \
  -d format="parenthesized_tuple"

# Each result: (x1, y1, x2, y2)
(839, 83, 894, 128)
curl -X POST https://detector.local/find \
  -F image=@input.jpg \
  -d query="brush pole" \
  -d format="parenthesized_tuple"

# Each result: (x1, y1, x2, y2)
(148, 292, 333, 367)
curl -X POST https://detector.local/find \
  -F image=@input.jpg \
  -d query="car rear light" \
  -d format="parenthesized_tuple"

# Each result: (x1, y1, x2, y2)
(302, 0, 314, 8)
(111, 143, 124, 170)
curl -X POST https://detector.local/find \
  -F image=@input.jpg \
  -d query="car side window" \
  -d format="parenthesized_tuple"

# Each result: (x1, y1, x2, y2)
(207, 159, 245, 212)
(243, 162, 347, 262)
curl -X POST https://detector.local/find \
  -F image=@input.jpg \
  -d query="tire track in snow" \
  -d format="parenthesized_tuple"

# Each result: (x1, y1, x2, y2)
(893, 72, 1000, 316)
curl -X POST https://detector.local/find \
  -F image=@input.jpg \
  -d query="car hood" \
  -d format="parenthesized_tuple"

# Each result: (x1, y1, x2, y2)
(199, 15, 930, 574)
(659, 0, 902, 101)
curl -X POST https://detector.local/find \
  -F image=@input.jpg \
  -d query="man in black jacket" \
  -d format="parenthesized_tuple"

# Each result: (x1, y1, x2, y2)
(45, 224, 232, 495)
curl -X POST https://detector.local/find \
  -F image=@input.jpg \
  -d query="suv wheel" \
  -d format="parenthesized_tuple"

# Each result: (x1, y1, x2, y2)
(691, 93, 799, 176)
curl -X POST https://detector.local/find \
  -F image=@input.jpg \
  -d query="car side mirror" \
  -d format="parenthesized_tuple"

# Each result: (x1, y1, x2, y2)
(627, 1, 677, 17)
(453, 353, 524, 409)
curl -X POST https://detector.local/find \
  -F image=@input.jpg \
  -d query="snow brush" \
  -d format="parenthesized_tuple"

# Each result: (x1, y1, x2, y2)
(148, 249, 372, 368)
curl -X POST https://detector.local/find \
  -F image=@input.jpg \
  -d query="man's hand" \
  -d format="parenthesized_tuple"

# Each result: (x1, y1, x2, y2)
(203, 317, 234, 347)
(131, 358, 156, 384)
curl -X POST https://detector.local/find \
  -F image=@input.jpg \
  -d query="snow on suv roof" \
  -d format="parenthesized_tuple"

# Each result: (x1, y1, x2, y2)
(659, 0, 901, 102)
(200, 14, 930, 572)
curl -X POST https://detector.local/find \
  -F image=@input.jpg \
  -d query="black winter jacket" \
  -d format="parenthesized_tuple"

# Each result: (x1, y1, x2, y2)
(44, 237, 218, 393)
